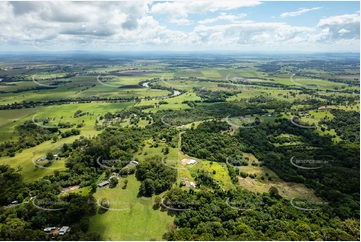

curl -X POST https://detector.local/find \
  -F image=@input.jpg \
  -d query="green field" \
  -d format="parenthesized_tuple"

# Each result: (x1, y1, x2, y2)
(88, 175, 174, 241)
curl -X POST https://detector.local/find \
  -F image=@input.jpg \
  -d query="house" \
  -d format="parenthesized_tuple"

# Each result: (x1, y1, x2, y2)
(43, 227, 56, 232)
(59, 226, 70, 236)
(190, 182, 195, 188)
(98, 181, 109, 188)
(187, 159, 197, 165)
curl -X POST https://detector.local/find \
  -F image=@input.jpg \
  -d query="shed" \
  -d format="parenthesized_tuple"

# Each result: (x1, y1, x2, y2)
(98, 181, 109, 187)
(187, 159, 197, 165)
(44, 227, 56, 232)
(130, 160, 139, 165)
(59, 226, 70, 235)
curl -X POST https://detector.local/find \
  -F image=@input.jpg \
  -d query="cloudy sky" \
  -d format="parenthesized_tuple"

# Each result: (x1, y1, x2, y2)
(0, 1, 359, 52)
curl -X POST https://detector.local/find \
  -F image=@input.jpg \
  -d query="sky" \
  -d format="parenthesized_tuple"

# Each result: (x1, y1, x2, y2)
(0, 1, 359, 52)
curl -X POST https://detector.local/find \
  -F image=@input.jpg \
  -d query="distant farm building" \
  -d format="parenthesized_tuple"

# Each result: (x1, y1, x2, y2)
(235, 77, 248, 83)
(190, 182, 195, 188)
(98, 181, 109, 188)
(187, 159, 197, 165)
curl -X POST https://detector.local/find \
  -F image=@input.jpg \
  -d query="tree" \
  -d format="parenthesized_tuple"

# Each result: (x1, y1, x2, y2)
(90, 183, 97, 193)
(52, 135, 58, 143)
(122, 178, 128, 189)
(154, 196, 161, 208)
(79, 218, 90, 232)
(109, 177, 118, 188)
(140, 178, 155, 197)
(46, 152, 54, 161)
(100, 198, 110, 209)
(269, 186, 281, 199)
(16, 165, 22, 172)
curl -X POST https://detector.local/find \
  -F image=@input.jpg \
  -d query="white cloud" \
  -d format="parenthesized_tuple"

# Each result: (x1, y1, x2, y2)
(150, 1, 261, 18)
(316, 12, 360, 40)
(188, 21, 315, 47)
(198, 13, 247, 24)
(338, 28, 350, 34)
(169, 18, 194, 26)
(280, 7, 323, 18)
(0, 1, 358, 52)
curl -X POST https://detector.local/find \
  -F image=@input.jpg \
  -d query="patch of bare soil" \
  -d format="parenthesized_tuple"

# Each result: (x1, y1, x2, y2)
(181, 158, 190, 166)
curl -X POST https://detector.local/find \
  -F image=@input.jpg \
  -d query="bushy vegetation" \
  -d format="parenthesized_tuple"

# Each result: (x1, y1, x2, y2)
(136, 156, 177, 196)
(181, 119, 360, 220)
(162, 188, 359, 241)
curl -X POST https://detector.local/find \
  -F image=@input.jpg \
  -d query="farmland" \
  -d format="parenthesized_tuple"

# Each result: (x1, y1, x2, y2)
(0, 52, 359, 241)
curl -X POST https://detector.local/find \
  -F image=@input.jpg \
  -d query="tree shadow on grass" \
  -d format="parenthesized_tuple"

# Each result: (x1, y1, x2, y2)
(97, 207, 109, 215)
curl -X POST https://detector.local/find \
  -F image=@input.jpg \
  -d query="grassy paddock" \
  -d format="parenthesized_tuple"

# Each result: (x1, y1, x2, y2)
(88, 175, 174, 241)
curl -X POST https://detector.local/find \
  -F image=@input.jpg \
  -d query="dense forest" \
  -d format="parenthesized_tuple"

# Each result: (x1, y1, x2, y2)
(162, 188, 359, 241)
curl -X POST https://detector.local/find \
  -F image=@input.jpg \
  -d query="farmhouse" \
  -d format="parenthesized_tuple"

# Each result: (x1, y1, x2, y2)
(187, 159, 197, 165)
(98, 181, 109, 188)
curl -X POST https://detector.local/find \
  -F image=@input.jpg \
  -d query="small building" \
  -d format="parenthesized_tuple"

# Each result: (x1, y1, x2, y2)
(190, 182, 195, 188)
(11, 200, 18, 204)
(130, 160, 139, 165)
(187, 159, 197, 165)
(44, 227, 56, 232)
(59, 226, 70, 236)
(37, 156, 47, 162)
(98, 181, 109, 188)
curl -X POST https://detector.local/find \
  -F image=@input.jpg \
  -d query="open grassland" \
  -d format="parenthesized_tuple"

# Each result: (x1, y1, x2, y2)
(0, 134, 88, 182)
(0, 102, 135, 143)
(0, 87, 170, 105)
(0, 107, 43, 141)
(236, 162, 322, 202)
(29, 102, 135, 129)
(136, 92, 201, 113)
(88, 175, 174, 241)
